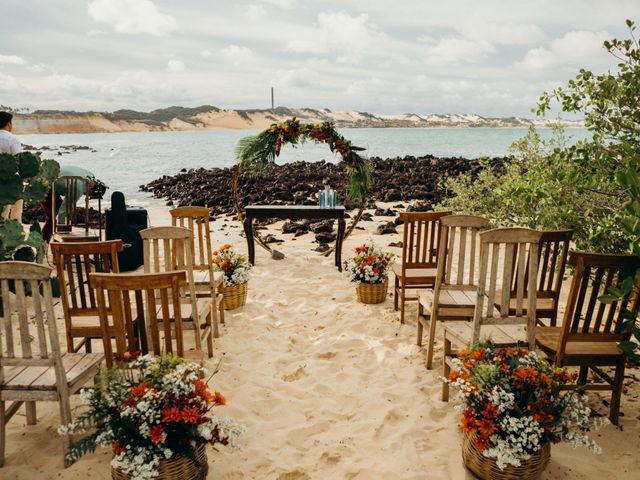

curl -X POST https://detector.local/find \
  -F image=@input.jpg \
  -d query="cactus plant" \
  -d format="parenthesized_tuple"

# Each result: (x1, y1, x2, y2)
(0, 151, 59, 260)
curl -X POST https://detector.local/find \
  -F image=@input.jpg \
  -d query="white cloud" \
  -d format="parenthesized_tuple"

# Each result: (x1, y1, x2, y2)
(463, 22, 546, 45)
(516, 30, 610, 71)
(200, 50, 212, 58)
(0, 72, 19, 91)
(420, 36, 495, 65)
(88, 0, 177, 36)
(287, 11, 381, 63)
(221, 45, 253, 66)
(275, 67, 315, 88)
(0, 55, 26, 65)
(246, 4, 267, 21)
(166, 60, 186, 72)
(259, 0, 292, 8)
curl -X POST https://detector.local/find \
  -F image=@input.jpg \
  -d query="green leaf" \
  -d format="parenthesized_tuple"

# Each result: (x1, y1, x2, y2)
(16, 152, 40, 178)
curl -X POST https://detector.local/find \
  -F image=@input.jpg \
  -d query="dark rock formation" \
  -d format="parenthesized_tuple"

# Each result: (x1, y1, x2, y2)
(141, 155, 505, 219)
(377, 222, 398, 235)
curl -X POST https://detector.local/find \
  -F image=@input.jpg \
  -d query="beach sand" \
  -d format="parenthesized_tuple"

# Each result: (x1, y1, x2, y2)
(3, 199, 639, 479)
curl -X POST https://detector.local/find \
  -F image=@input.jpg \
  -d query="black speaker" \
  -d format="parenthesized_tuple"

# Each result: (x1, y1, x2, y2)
(105, 206, 148, 236)
(105, 195, 148, 271)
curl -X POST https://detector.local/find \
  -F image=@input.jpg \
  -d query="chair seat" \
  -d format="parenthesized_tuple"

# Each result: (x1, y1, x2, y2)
(1, 353, 104, 394)
(192, 270, 224, 286)
(418, 289, 476, 317)
(182, 349, 206, 366)
(535, 329, 624, 362)
(392, 264, 437, 285)
(444, 322, 527, 347)
(156, 298, 212, 327)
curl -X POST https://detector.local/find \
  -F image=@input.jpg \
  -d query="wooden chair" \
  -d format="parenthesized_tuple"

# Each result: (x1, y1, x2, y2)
(91, 270, 204, 368)
(417, 215, 489, 369)
(51, 240, 124, 353)
(140, 226, 216, 357)
(442, 227, 542, 401)
(393, 211, 451, 323)
(535, 252, 640, 424)
(170, 207, 224, 324)
(495, 230, 573, 326)
(0, 262, 104, 467)
(52, 176, 98, 242)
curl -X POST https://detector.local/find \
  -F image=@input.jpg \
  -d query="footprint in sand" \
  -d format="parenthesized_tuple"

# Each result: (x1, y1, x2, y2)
(282, 366, 307, 382)
(316, 351, 337, 359)
(276, 470, 311, 480)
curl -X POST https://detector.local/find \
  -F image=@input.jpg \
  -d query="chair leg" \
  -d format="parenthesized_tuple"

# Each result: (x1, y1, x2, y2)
(207, 304, 215, 357)
(426, 310, 438, 370)
(578, 366, 589, 386)
(0, 400, 5, 467)
(394, 277, 399, 311)
(416, 303, 424, 347)
(610, 360, 626, 425)
(400, 287, 406, 324)
(25, 402, 37, 426)
(58, 397, 73, 468)
(85, 338, 92, 353)
(442, 333, 451, 402)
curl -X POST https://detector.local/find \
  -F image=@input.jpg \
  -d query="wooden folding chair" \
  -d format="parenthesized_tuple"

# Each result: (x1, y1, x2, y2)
(0, 262, 103, 467)
(51, 240, 124, 353)
(140, 226, 216, 357)
(442, 227, 542, 401)
(535, 252, 640, 424)
(393, 211, 451, 323)
(495, 230, 573, 326)
(170, 207, 224, 324)
(90, 270, 204, 368)
(417, 215, 489, 369)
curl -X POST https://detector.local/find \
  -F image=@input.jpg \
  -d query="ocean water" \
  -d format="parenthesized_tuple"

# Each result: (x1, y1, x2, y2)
(20, 127, 591, 206)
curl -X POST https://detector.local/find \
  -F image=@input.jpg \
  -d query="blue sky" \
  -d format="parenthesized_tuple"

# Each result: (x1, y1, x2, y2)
(1, 0, 638, 116)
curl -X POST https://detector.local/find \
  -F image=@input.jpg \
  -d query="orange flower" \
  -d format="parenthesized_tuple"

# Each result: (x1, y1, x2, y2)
(213, 391, 226, 406)
(181, 407, 201, 424)
(162, 407, 181, 423)
(448, 370, 469, 383)
(148, 424, 165, 444)
(194, 379, 214, 402)
(131, 382, 150, 398)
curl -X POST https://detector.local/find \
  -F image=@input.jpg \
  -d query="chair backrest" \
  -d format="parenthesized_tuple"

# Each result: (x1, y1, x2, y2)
(170, 206, 212, 272)
(511, 230, 573, 300)
(0, 262, 65, 385)
(472, 227, 543, 348)
(555, 252, 640, 360)
(399, 211, 451, 271)
(436, 215, 490, 292)
(90, 271, 188, 368)
(53, 175, 90, 232)
(51, 240, 123, 321)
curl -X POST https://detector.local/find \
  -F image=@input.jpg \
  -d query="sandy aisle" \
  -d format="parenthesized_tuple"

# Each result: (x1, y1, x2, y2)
(3, 200, 639, 479)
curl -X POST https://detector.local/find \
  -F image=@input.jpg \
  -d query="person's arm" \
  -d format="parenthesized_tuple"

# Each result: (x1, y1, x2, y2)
(10, 136, 22, 154)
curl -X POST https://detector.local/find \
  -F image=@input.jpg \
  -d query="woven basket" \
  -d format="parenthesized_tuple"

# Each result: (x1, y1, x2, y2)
(356, 279, 388, 304)
(462, 433, 550, 480)
(222, 281, 248, 310)
(112, 444, 208, 480)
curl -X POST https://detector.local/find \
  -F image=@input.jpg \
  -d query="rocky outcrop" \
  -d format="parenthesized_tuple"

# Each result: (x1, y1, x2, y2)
(140, 155, 505, 217)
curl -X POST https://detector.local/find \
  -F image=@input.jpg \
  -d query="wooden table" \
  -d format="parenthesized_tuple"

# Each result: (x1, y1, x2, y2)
(243, 205, 346, 271)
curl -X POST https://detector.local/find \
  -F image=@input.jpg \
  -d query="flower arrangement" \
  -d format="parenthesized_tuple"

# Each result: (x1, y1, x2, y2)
(60, 355, 244, 480)
(212, 244, 251, 287)
(344, 243, 394, 284)
(446, 344, 606, 470)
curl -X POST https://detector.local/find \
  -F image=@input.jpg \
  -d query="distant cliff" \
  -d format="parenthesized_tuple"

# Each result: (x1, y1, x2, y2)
(12, 105, 584, 134)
